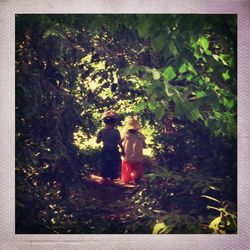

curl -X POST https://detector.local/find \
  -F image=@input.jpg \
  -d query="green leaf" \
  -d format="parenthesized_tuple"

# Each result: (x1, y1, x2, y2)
(222, 70, 230, 81)
(193, 45, 202, 59)
(148, 102, 156, 112)
(137, 17, 153, 38)
(43, 29, 67, 40)
(201, 195, 221, 204)
(88, 18, 103, 31)
(209, 216, 223, 233)
(223, 98, 234, 109)
(206, 206, 221, 212)
(199, 36, 209, 50)
(186, 74, 194, 81)
(209, 186, 221, 191)
(213, 54, 230, 66)
(178, 63, 188, 74)
(134, 102, 146, 113)
(168, 40, 178, 56)
(175, 101, 185, 117)
(214, 111, 222, 119)
(153, 222, 173, 234)
(152, 34, 166, 52)
(153, 222, 165, 234)
(195, 91, 207, 98)
(139, 66, 161, 80)
(145, 83, 155, 96)
(163, 66, 176, 81)
(152, 69, 161, 80)
(165, 85, 174, 97)
(150, 81, 165, 99)
(187, 61, 197, 75)
(199, 36, 211, 55)
(171, 89, 181, 103)
(190, 109, 203, 121)
(155, 106, 165, 120)
(219, 54, 230, 66)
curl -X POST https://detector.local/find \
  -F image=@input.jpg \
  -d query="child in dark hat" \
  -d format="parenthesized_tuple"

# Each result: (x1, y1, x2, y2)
(96, 110, 125, 183)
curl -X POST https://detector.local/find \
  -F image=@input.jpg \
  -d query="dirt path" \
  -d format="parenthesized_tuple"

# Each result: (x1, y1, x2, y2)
(80, 174, 140, 223)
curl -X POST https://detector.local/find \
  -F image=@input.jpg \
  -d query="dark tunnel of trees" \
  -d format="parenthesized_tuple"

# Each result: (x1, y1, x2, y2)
(16, 14, 237, 234)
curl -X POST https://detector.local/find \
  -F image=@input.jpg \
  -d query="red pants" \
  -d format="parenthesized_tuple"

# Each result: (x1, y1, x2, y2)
(121, 160, 143, 183)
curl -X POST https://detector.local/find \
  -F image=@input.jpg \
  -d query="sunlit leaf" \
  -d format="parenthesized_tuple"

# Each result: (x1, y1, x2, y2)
(222, 70, 230, 81)
(223, 97, 234, 109)
(209, 186, 221, 191)
(186, 61, 197, 75)
(163, 66, 176, 81)
(218, 54, 230, 66)
(147, 102, 156, 111)
(186, 74, 194, 81)
(199, 36, 211, 55)
(152, 209, 167, 214)
(153, 222, 173, 234)
(193, 45, 202, 59)
(152, 69, 161, 80)
(195, 91, 207, 98)
(178, 63, 187, 74)
(51, 218, 56, 224)
(206, 206, 221, 212)
(134, 102, 146, 113)
(201, 195, 221, 203)
(165, 85, 174, 97)
(208, 216, 225, 233)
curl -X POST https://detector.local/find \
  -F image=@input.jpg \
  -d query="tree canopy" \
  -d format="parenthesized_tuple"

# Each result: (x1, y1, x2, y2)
(16, 14, 237, 234)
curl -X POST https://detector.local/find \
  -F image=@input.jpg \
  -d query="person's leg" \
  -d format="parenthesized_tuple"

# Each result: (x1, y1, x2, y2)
(101, 149, 110, 179)
(136, 162, 143, 180)
(131, 162, 143, 183)
(121, 160, 126, 181)
(113, 149, 121, 180)
(121, 160, 131, 184)
(101, 149, 120, 181)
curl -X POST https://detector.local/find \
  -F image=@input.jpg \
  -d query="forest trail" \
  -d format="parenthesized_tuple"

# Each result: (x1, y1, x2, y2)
(79, 174, 141, 224)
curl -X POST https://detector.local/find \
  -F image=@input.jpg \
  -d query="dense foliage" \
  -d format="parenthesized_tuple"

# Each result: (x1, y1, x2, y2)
(16, 14, 237, 234)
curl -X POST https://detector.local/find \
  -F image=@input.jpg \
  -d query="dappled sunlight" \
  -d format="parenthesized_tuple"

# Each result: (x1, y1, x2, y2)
(73, 127, 154, 156)
(73, 129, 101, 150)
(16, 14, 237, 234)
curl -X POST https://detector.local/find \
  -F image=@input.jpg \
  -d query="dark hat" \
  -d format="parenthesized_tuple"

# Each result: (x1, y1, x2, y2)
(102, 110, 119, 119)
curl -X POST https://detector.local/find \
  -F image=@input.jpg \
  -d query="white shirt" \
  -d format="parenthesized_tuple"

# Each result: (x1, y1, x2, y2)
(122, 131, 146, 163)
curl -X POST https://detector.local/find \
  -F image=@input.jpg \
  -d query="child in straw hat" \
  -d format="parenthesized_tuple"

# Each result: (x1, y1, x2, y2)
(96, 110, 125, 183)
(121, 116, 146, 184)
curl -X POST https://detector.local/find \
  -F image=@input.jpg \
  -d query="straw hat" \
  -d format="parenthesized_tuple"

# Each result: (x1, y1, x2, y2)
(125, 116, 140, 130)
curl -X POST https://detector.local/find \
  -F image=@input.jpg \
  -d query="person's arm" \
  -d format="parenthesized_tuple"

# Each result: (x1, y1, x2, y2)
(118, 140, 125, 156)
(96, 130, 102, 144)
(118, 131, 125, 156)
